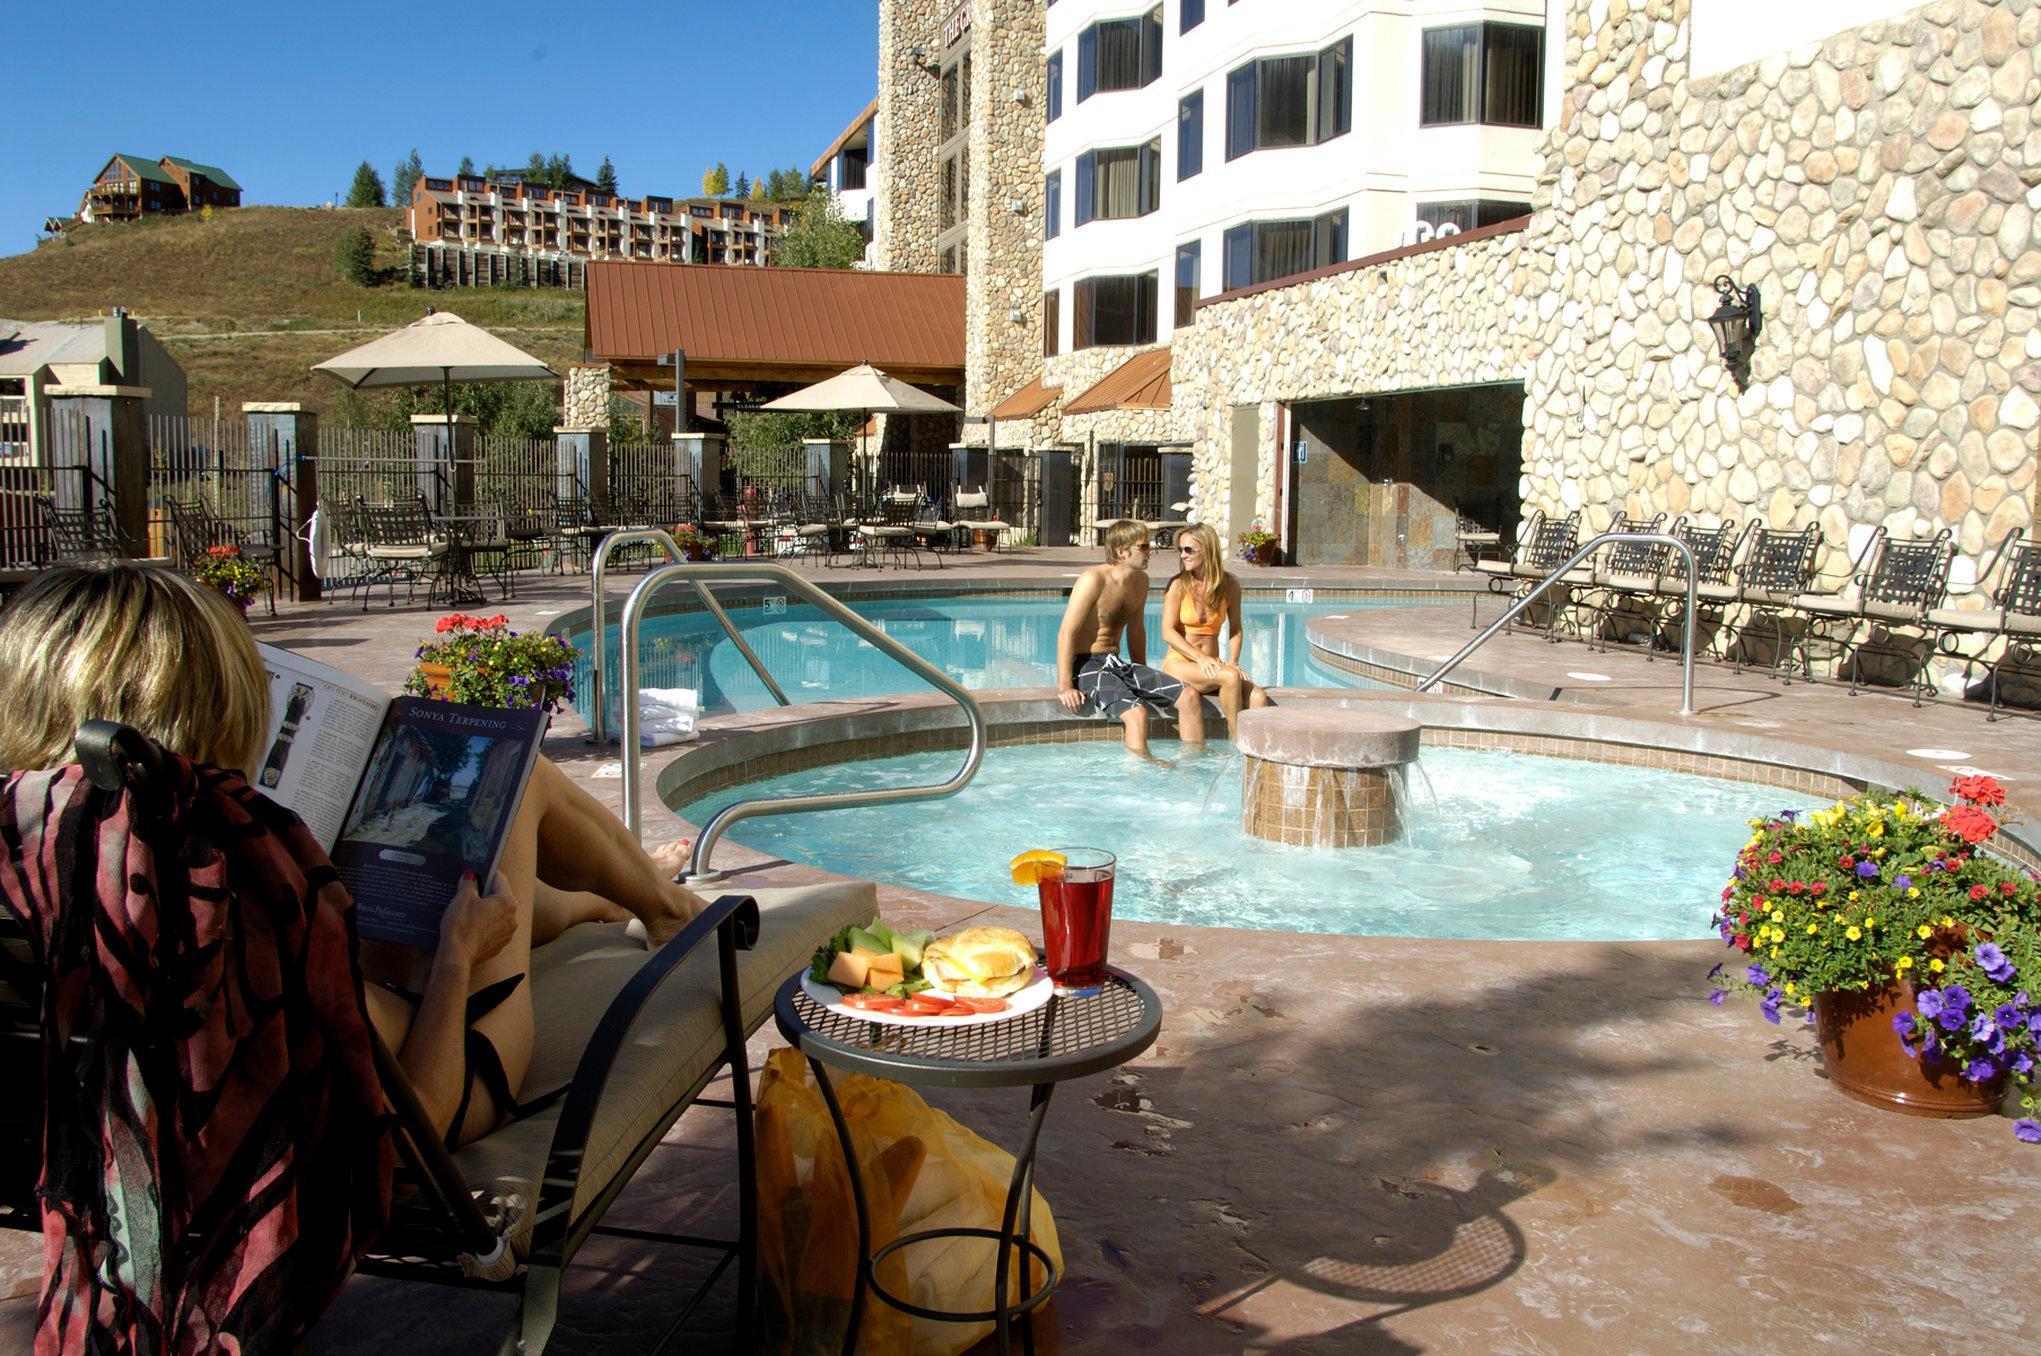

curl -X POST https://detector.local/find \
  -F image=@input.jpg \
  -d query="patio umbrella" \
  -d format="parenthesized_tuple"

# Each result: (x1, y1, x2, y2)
(760, 362, 960, 501)
(311, 309, 559, 493)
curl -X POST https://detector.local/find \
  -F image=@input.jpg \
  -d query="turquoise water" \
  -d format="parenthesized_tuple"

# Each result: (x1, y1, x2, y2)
(674, 743, 1828, 941)
(569, 593, 1383, 718)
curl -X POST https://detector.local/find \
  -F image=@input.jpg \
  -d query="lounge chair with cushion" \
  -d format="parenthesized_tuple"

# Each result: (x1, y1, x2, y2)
(952, 487, 1013, 552)
(1931, 536, 2041, 719)
(1792, 527, 1953, 702)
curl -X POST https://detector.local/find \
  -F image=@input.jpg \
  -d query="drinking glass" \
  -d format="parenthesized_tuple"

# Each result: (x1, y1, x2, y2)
(1036, 848, 1115, 995)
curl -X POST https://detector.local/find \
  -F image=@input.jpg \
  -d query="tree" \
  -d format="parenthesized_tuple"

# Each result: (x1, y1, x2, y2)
(766, 165, 811, 200)
(525, 151, 546, 181)
(344, 161, 387, 208)
(595, 156, 618, 194)
(771, 188, 867, 270)
(335, 226, 377, 285)
(748, 178, 768, 201)
(543, 152, 572, 188)
(456, 154, 476, 177)
(702, 163, 730, 197)
(391, 148, 423, 204)
(733, 172, 751, 199)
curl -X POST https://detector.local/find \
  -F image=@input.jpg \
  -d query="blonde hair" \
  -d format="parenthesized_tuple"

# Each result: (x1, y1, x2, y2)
(1102, 520, 1150, 562)
(0, 562, 270, 774)
(1175, 523, 1229, 618)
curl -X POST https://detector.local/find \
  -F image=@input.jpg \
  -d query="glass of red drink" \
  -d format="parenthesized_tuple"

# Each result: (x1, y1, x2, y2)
(1036, 849, 1115, 995)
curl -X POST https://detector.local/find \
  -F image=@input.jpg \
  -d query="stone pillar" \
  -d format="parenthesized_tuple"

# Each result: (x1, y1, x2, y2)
(47, 384, 149, 557)
(674, 431, 725, 510)
(803, 438, 852, 501)
(555, 427, 608, 506)
(1237, 709, 1422, 848)
(563, 363, 611, 431)
(412, 414, 476, 514)
(244, 402, 319, 601)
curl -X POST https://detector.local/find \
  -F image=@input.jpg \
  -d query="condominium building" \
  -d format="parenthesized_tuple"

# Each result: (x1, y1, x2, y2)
(812, 99, 879, 243)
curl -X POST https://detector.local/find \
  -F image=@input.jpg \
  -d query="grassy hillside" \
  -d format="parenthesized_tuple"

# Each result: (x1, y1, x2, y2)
(0, 207, 584, 416)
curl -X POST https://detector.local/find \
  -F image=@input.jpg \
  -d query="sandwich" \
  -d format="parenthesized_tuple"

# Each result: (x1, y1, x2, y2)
(919, 925, 1037, 998)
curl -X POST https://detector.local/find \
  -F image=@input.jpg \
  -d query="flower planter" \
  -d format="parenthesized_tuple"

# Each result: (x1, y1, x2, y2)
(680, 546, 711, 562)
(414, 661, 454, 698)
(1813, 981, 2006, 1118)
(1241, 541, 1279, 567)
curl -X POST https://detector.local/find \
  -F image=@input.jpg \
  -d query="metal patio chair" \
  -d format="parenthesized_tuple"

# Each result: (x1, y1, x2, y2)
(355, 497, 447, 611)
(1724, 523, 1823, 679)
(1792, 528, 1954, 702)
(1471, 507, 1580, 629)
(1931, 537, 2041, 720)
(1649, 518, 1746, 661)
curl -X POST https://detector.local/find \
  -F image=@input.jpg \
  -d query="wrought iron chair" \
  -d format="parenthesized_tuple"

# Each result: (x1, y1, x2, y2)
(355, 496, 447, 610)
(1576, 514, 1678, 652)
(166, 498, 279, 615)
(1725, 524, 1823, 678)
(44, 499, 123, 565)
(1931, 538, 2041, 720)
(1650, 519, 1746, 661)
(1793, 528, 1954, 702)
(1471, 507, 1579, 628)
(952, 486, 1013, 553)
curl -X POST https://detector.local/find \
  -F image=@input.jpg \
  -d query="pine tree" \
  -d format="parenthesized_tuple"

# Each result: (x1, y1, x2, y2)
(749, 179, 767, 201)
(733, 172, 751, 199)
(335, 226, 377, 285)
(595, 156, 618, 194)
(456, 154, 476, 177)
(524, 151, 546, 182)
(344, 162, 387, 208)
(702, 163, 730, 197)
(391, 148, 423, 204)
(544, 153, 572, 188)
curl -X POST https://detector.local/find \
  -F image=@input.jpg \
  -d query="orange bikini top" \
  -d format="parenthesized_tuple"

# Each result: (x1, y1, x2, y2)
(1179, 591, 1222, 637)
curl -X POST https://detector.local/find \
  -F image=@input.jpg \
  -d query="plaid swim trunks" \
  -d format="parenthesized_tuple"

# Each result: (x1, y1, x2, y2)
(1073, 652, 1186, 719)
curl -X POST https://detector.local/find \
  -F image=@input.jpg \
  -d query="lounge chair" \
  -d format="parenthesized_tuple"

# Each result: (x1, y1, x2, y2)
(1931, 535, 2041, 720)
(1724, 523, 1822, 678)
(1470, 508, 1579, 629)
(953, 487, 1013, 552)
(1791, 527, 1953, 702)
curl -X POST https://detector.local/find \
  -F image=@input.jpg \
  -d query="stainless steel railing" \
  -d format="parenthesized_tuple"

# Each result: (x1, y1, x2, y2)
(586, 529, 789, 744)
(1418, 532, 1701, 716)
(615, 560, 987, 881)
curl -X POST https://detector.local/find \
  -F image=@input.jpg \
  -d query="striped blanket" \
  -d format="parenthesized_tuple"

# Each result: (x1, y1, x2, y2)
(0, 757, 391, 1355)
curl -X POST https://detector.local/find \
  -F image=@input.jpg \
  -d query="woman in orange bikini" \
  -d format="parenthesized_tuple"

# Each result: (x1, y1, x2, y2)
(1159, 522, 1271, 742)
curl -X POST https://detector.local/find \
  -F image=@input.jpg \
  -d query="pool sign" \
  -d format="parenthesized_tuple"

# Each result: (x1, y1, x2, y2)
(1286, 588, 1315, 604)
(764, 595, 787, 614)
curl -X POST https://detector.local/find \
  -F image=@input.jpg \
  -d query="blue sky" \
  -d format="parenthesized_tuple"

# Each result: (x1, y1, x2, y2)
(2, 1, 878, 249)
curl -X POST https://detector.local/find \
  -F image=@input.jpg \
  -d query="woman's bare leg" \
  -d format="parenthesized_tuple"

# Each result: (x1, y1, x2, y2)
(520, 760, 707, 946)
(531, 881, 630, 944)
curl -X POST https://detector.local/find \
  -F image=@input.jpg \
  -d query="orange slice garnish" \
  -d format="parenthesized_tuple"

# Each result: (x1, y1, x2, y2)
(1008, 849, 1068, 885)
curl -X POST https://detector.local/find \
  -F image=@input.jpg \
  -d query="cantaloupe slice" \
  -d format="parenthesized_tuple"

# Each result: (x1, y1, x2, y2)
(827, 951, 873, 989)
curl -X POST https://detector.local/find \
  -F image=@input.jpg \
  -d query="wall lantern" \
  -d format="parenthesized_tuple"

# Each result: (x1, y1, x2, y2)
(1705, 274, 1762, 391)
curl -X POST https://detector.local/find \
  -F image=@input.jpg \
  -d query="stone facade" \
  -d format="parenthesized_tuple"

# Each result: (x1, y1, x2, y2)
(874, 0, 948, 275)
(563, 363, 611, 431)
(1174, 0, 2041, 595)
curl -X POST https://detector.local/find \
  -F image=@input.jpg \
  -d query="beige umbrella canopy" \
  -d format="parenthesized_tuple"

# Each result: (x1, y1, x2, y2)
(761, 363, 960, 501)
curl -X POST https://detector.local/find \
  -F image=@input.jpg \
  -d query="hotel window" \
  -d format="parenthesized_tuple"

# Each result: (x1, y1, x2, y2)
(1181, 0, 1204, 31)
(1074, 139, 1161, 226)
(1420, 23, 1543, 128)
(1045, 168, 1062, 240)
(1044, 288, 1061, 358)
(1077, 6, 1163, 102)
(936, 50, 971, 273)
(1174, 241, 1200, 328)
(1178, 91, 1203, 180)
(1073, 272, 1159, 348)
(1221, 208, 1348, 290)
(839, 146, 869, 191)
(1416, 199, 1533, 232)
(1225, 36, 1351, 160)
(1047, 50, 1063, 121)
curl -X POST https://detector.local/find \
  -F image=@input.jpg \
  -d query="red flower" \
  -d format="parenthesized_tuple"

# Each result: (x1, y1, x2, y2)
(1766, 852, 1783, 865)
(1969, 884, 1989, 901)
(2001, 881, 2018, 896)
(1768, 878, 1786, 893)
(1943, 806, 1998, 845)
(1951, 774, 2006, 807)
(1786, 882, 1805, 895)
(1839, 855, 1856, 869)
(1810, 882, 1828, 895)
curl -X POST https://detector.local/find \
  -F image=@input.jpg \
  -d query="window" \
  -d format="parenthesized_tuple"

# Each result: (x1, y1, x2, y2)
(1044, 288, 1061, 358)
(1221, 208, 1348, 290)
(1420, 23, 1543, 127)
(1178, 91, 1203, 180)
(1073, 272, 1159, 348)
(1225, 37, 1351, 160)
(939, 56, 972, 140)
(1074, 139, 1161, 225)
(1047, 50, 1063, 121)
(1174, 241, 1200, 328)
(937, 51, 971, 273)
(1045, 169, 1061, 240)
(839, 147, 869, 191)
(1416, 199, 1533, 232)
(1181, 0, 1204, 31)
(1078, 6, 1163, 101)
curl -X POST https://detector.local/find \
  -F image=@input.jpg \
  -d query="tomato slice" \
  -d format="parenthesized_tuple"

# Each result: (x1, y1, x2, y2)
(900, 998, 953, 1016)
(910, 993, 959, 1010)
(952, 996, 1008, 1013)
(842, 992, 906, 1012)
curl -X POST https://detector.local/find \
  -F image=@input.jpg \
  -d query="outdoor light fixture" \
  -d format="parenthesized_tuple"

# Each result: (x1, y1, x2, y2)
(1008, 198, 1027, 214)
(1705, 274, 1762, 390)
(1008, 308, 1025, 323)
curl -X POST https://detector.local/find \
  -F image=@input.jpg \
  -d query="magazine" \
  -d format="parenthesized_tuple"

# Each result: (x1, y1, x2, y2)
(255, 644, 548, 948)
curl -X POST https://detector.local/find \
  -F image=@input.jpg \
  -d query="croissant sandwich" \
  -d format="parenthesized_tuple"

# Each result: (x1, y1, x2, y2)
(919, 925, 1037, 998)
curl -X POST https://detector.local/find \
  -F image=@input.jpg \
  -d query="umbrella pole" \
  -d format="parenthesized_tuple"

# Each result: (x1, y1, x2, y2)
(443, 367, 454, 516)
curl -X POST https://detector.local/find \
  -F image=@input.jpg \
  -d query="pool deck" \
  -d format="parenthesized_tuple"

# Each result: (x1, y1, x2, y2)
(6, 549, 2039, 1353)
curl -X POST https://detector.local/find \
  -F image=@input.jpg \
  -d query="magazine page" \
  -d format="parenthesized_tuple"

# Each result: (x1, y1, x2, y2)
(254, 643, 393, 851)
(330, 698, 549, 949)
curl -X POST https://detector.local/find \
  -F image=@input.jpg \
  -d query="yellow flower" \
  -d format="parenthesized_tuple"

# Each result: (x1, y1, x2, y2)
(1770, 946, 1781, 958)
(1918, 925, 1933, 940)
(1849, 891, 1860, 902)
(1864, 917, 1876, 928)
(1770, 909, 1783, 922)
(1931, 959, 1945, 973)
(1846, 926, 1863, 941)
(1941, 915, 1955, 927)
(1896, 956, 1914, 971)
(1907, 888, 1920, 899)
(1866, 820, 1885, 839)
(1784, 981, 1797, 995)
(1807, 923, 1819, 935)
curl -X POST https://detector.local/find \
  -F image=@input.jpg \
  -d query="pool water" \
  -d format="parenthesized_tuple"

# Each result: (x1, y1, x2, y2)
(673, 743, 1827, 941)
(571, 594, 1383, 718)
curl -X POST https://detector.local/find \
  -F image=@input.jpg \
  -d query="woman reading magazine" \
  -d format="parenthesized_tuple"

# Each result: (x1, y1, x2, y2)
(0, 562, 707, 1351)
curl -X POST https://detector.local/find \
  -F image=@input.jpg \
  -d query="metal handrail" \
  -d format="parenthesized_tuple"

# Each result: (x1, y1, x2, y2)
(1419, 531, 1700, 716)
(586, 528, 789, 744)
(617, 561, 987, 880)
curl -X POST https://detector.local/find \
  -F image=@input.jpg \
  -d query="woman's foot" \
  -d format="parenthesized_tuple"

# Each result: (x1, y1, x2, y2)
(636, 839, 705, 948)
(648, 837, 692, 880)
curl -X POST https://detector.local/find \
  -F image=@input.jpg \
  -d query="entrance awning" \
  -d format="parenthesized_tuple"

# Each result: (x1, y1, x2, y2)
(1062, 346, 1172, 416)
(989, 375, 1056, 419)
(585, 261, 966, 391)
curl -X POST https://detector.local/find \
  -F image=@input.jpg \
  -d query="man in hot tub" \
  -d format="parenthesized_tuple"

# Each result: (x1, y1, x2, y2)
(1055, 519, 1203, 760)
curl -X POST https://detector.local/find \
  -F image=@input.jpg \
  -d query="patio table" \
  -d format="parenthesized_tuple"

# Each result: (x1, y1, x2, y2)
(432, 515, 503, 608)
(773, 966, 1161, 1356)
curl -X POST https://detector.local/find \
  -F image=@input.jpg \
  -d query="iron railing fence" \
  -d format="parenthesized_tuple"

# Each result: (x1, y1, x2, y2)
(0, 461, 51, 569)
(1096, 443, 1166, 525)
(986, 450, 1040, 540)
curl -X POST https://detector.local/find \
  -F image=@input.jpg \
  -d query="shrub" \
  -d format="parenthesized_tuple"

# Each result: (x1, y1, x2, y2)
(335, 227, 377, 286)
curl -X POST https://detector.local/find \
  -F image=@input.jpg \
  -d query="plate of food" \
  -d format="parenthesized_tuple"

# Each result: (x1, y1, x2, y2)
(804, 920, 1051, 1027)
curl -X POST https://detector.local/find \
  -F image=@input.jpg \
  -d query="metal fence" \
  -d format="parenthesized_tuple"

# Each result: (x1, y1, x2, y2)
(0, 460, 51, 569)
(1095, 443, 1165, 524)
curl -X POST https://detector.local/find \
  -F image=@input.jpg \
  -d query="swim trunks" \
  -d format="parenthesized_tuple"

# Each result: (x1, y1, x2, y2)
(1073, 652, 1186, 719)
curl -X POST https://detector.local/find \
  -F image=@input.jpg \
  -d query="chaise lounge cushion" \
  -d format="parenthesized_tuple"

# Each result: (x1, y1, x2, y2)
(451, 879, 878, 1255)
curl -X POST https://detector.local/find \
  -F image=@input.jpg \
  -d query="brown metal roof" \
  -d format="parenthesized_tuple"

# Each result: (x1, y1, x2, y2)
(990, 375, 1056, 419)
(810, 99, 878, 180)
(585, 261, 966, 389)
(1062, 347, 1172, 416)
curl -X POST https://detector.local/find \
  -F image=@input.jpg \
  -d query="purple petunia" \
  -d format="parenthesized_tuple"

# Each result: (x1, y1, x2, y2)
(1894, 875, 1913, 891)
(2015, 1053, 2036, 1076)
(1996, 1003, 2024, 1032)
(1747, 963, 1771, 988)
(1778, 809, 1802, 822)
(1974, 943, 2016, 984)
(1965, 1058, 2000, 1083)
(1856, 860, 1880, 878)
(1917, 990, 1945, 1019)
(2015, 1119, 2041, 1144)
(1944, 985, 1973, 1015)
(1891, 1011, 1916, 1037)
(1760, 988, 1783, 1025)
(1709, 989, 1726, 1006)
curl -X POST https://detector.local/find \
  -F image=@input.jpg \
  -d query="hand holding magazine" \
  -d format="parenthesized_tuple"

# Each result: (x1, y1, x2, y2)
(255, 644, 548, 948)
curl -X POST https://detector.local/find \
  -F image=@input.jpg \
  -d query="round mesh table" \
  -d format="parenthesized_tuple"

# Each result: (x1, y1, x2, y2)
(773, 967, 1161, 1356)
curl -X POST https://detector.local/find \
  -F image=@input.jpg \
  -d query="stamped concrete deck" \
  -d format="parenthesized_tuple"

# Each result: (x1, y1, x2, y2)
(5, 550, 2038, 1353)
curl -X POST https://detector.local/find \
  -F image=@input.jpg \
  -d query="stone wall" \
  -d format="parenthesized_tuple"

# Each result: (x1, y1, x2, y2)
(563, 363, 610, 431)
(963, 1, 1048, 418)
(874, 0, 949, 274)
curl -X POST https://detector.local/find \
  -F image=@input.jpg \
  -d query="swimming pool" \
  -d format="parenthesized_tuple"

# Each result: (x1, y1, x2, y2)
(673, 742, 1825, 941)
(568, 593, 1385, 718)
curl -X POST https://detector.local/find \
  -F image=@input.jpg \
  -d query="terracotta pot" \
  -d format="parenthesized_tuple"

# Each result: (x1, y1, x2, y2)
(1242, 541, 1279, 566)
(415, 661, 454, 698)
(1812, 981, 2005, 1118)
(681, 545, 711, 562)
